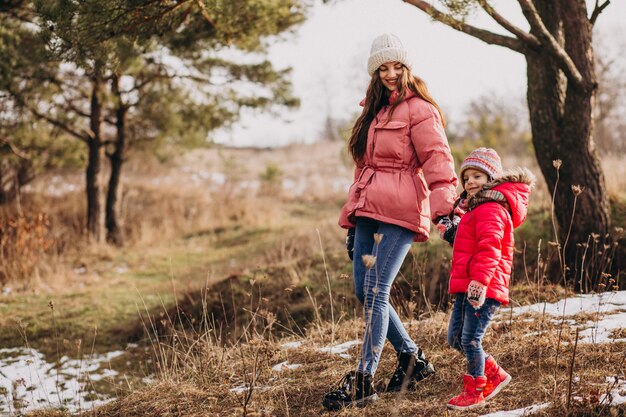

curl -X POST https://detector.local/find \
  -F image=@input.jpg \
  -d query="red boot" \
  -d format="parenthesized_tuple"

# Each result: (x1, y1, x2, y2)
(447, 374, 487, 410)
(484, 356, 512, 400)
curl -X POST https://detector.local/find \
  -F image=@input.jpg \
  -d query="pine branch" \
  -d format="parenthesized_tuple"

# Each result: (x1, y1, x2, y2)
(402, 0, 525, 53)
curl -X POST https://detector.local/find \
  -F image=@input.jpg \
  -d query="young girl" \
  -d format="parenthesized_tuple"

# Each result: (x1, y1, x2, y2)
(441, 147, 535, 410)
(323, 33, 458, 411)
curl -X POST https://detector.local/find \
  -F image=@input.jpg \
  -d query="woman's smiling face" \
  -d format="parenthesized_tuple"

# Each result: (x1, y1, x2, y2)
(378, 61, 404, 91)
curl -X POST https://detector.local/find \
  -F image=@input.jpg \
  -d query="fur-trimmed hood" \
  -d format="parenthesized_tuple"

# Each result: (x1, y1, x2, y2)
(483, 167, 536, 228)
(483, 167, 537, 190)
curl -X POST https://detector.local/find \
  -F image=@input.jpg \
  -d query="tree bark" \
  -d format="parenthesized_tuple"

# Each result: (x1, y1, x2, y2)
(105, 72, 127, 246)
(86, 75, 104, 242)
(404, 0, 615, 288)
(526, 1, 610, 285)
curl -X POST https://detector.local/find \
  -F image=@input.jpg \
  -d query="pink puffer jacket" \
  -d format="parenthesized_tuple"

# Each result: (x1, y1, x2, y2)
(339, 92, 458, 242)
(448, 168, 535, 304)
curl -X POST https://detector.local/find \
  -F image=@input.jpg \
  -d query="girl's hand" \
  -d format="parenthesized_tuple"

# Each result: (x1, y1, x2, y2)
(467, 280, 487, 309)
(436, 216, 460, 245)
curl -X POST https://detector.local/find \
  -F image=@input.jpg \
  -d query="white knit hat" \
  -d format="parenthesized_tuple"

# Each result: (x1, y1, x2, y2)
(367, 33, 411, 76)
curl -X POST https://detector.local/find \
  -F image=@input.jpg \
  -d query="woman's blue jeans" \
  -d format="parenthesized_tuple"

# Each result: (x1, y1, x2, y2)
(447, 294, 500, 377)
(353, 217, 418, 376)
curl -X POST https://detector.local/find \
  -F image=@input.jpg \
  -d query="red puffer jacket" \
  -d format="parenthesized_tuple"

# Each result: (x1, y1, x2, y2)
(338, 92, 458, 242)
(449, 168, 535, 304)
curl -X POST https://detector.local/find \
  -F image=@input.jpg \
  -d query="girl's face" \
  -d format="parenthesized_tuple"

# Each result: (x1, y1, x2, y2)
(378, 61, 404, 91)
(463, 168, 489, 197)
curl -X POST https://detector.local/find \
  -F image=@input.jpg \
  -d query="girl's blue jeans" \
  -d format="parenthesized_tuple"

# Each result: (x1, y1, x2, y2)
(353, 217, 418, 376)
(447, 294, 501, 377)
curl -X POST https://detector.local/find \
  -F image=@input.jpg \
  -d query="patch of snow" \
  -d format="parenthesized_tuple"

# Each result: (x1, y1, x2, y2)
(507, 291, 626, 346)
(0, 347, 125, 414)
(88, 368, 119, 382)
(479, 402, 550, 417)
(319, 340, 361, 355)
(601, 377, 626, 406)
(230, 385, 249, 394)
(578, 312, 626, 344)
(271, 361, 302, 372)
(229, 384, 270, 394)
(509, 291, 626, 317)
(281, 341, 303, 349)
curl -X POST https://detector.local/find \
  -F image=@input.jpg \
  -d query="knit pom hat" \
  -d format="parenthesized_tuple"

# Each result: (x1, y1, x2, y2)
(367, 33, 412, 76)
(459, 147, 503, 186)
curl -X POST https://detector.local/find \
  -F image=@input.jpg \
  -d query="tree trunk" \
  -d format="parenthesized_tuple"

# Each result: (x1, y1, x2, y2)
(105, 73, 127, 246)
(86, 75, 104, 242)
(526, 1, 611, 286)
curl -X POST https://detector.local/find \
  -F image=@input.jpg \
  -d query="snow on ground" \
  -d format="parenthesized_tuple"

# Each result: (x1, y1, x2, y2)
(318, 340, 361, 359)
(479, 402, 551, 417)
(602, 377, 626, 406)
(280, 341, 303, 349)
(271, 361, 302, 372)
(482, 291, 626, 415)
(505, 290, 626, 344)
(509, 290, 626, 316)
(0, 347, 125, 414)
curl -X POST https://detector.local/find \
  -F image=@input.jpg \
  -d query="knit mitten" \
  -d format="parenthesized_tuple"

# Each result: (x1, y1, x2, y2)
(467, 280, 487, 309)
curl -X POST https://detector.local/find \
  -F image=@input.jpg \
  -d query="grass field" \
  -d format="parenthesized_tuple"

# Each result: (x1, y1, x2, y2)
(0, 141, 623, 416)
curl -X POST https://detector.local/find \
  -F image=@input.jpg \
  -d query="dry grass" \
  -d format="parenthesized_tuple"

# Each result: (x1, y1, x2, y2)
(7, 142, 626, 416)
(2, 140, 350, 290)
(43, 301, 624, 417)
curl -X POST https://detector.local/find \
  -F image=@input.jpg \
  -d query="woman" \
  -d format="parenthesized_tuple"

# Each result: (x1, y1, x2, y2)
(323, 33, 458, 411)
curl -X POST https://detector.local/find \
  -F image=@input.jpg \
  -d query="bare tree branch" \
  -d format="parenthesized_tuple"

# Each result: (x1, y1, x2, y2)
(0, 137, 30, 160)
(517, 0, 586, 88)
(477, 0, 540, 48)
(590, 0, 610, 25)
(193, 0, 217, 29)
(402, 0, 526, 53)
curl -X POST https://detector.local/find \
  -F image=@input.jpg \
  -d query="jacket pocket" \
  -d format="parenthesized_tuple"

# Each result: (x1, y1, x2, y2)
(373, 121, 408, 160)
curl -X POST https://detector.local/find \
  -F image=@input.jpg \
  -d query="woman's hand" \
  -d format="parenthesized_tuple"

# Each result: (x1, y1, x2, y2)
(467, 280, 487, 309)
(436, 216, 460, 245)
(346, 228, 355, 260)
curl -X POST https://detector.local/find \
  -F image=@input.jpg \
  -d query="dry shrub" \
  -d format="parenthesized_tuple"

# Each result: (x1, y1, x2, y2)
(120, 182, 291, 246)
(0, 213, 55, 286)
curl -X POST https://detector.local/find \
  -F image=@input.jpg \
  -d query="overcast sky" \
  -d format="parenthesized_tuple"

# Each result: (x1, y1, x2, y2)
(213, 0, 625, 147)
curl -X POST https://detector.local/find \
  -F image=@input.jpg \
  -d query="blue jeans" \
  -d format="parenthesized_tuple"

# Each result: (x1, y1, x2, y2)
(353, 217, 418, 376)
(447, 294, 500, 377)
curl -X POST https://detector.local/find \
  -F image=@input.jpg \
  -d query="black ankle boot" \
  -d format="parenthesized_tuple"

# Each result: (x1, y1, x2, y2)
(386, 349, 435, 392)
(323, 371, 378, 411)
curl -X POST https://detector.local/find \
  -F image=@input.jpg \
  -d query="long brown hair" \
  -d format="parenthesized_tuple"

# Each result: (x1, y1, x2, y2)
(348, 66, 446, 164)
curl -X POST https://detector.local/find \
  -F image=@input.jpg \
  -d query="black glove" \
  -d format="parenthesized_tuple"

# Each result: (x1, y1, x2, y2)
(436, 215, 460, 245)
(346, 228, 355, 260)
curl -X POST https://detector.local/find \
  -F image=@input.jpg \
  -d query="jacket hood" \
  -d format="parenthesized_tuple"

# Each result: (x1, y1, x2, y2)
(483, 167, 536, 228)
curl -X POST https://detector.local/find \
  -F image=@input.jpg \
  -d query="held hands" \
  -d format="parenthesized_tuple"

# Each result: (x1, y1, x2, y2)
(435, 216, 460, 245)
(467, 280, 487, 310)
(346, 228, 355, 261)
